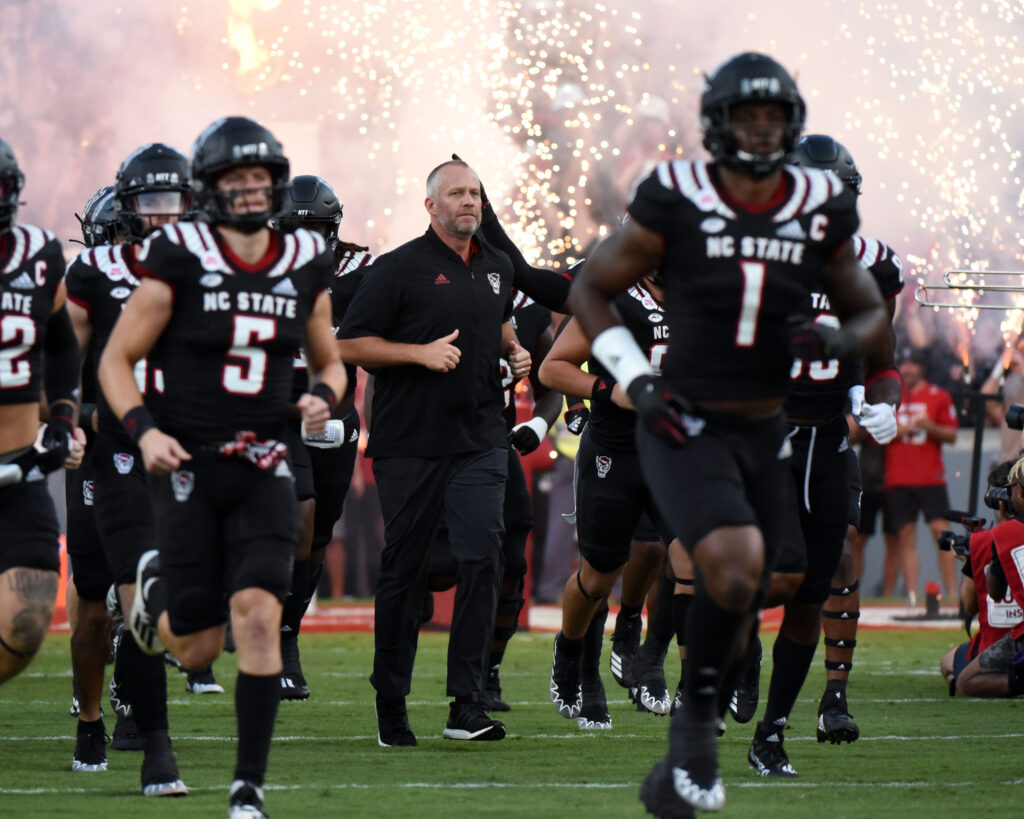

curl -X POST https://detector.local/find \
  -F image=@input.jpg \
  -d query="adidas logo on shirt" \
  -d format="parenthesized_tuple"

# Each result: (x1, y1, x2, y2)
(271, 278, 298, 296)
(776, 220, 807, 240)
(434, 273, 450, 285)
(7, 271, 35, 290)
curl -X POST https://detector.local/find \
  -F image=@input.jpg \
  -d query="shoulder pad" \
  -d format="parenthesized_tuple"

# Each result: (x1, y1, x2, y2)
(773, 167, 847, 222)
(653, 160, 738, 219)
(337, 249, 374, 277)
(2, 224, 60, 274)
(267, 228, 325, 279)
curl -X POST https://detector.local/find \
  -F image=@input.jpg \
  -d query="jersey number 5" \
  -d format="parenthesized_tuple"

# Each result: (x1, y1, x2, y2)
(223, 315, 276, 395)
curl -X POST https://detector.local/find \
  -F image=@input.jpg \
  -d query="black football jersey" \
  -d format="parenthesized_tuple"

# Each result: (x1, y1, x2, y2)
(785, 236, 905, 420)
(501, 291, 552, 431)
(134, 222, 333, 442)
(587, 282, 667, 448)
(0, 225, 67, 405)
(628, 160, 858, 401)
(65, 244, 164, 436)
(291, 248, 375, 403)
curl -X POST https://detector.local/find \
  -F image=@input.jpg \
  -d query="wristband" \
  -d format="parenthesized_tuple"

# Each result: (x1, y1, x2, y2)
(591, 325, 654, 392)
(865, 367, 901, 390)
(311, 382, 338, 414)
(590, 377, 615, 405)
(122, 405, 156, 444)
(521, 415, 549, 441)
(48, 400, 76, 428)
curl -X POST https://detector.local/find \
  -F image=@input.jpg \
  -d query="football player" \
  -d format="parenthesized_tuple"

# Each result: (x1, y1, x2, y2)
(274, 175, 372, 700)
(100, 117, 345, 819)
(734, 134, 902, 777)
(567, 53, 888, 816)
(0, 137, 84, 687)
(65, 144, 195, 788)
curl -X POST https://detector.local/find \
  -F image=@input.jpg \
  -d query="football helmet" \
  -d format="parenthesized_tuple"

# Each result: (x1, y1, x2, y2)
(114, 143, 190, 243)
(190, 117, 290, 234)
(789, 134, 862, 196)
(700, 52, 805, 178)
(77, 186, 121, 247)
(0, 138, 26, 236)
(274, 175, 342, 250)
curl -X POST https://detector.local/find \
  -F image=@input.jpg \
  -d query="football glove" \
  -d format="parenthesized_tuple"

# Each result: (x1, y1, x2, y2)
(857, 402, 898, 445)
(788, 318, 856, 362)
(627, 375, 688, 447)
(563, 402, 589, 435)
(509, 416, 548, 454)
(36, 404, 75, 473)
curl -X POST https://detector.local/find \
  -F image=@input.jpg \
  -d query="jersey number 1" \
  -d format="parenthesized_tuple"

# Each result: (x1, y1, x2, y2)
(735, 261, 765, 348)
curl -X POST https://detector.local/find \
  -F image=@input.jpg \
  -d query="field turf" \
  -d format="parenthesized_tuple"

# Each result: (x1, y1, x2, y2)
(1, 626, 1021, 817)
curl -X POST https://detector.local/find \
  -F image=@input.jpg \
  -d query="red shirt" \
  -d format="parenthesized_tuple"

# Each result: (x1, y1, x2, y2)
(991, 519, 1024, 640)
(969, 529, 1022, 653)
(884, 381, 958, 488)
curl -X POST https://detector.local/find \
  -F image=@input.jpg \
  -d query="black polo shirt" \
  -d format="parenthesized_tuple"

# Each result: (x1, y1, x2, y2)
(339, 226, 514, 458)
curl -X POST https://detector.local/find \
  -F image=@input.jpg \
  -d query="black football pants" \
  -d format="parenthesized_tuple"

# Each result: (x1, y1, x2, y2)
(371, 447, 507, 700)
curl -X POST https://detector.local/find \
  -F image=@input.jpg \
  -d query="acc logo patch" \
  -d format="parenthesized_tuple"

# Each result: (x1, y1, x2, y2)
(110, 286, 132, 300)
(171, 470, 195, 502)
(200, 273, 223, 288)
(113, 452, 134, 475)
(700, 217, 726, 233)
(649, 313, 663, 323)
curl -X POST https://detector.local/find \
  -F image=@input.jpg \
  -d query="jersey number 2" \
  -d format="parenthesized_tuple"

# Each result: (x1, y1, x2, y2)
(0, 315, 35, 389)
(223, 316, 276, 395)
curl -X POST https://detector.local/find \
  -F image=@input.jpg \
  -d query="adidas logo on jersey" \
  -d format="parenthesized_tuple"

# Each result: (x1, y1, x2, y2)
(434, 273, 450, 285)
(7, 271, 35, 290)
(776, 220, 807, 240)
(271, 278, 299, 297)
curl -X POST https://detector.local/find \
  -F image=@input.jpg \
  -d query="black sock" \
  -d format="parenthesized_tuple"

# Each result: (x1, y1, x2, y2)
(119, 634, 168, 734)
(683, 589, 746, 722)
(234, 672, 281, 787)
(672, 591, 692, 648)
(643, 573, 674, 655)
(826, 678, 847, 695)
(281, 558, 310, 637)
(618, 603, 642, 620)
(303, 561, 324, 613)
(763, 634, 818, 727)
(557, 631, 584, 656)
(582, 603, 608, 676)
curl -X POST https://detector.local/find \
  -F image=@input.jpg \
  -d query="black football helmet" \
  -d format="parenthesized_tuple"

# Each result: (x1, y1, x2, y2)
(114, 143, 191, 243)
(700, 52, 806, 178)
(274, 175, 343, 247)
(0, 138, 26, 236)
(75, 186, 121, 247)
(789, 134, 862, 196)
(190, 117, 290, 234)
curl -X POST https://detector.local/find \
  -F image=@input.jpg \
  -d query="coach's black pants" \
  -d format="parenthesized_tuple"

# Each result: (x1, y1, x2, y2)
(371, 447, 507, 700)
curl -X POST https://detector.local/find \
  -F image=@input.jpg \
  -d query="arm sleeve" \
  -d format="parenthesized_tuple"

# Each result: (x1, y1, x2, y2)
(43, 305, 81, 405)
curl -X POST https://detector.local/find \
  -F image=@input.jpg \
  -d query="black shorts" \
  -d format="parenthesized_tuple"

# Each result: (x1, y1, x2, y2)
(308, 407, 361, 550)
(286, 425, 316, 502)
(65, 450, 112, 600)
(883, 484, 950, 533)
(91, 434, 155, 589)
(0, 467, 60, 575)
(636, 409, 802, 577)
(773, 416, 855, 603)
(575, 427, 666, 573)
(148, 452, 299, 636)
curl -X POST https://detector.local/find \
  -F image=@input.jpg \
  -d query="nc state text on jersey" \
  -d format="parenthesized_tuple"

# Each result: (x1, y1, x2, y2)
(202, 291, 297, 318)
(1, 291, 33, 314)
(705, 235, 806, 264)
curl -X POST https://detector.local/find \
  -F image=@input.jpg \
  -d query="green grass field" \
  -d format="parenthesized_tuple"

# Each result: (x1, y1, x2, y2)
(1, 626, 1021, 817)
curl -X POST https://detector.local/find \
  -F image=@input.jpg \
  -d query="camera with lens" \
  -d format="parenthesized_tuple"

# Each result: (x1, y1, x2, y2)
(937, 529, 971, 559)
(984, 485, 1012, 512)
(1006, 404, 1024, 431)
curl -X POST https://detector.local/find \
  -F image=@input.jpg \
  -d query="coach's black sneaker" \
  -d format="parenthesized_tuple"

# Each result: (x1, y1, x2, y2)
(112, 712, 144, 751)
(72, 718, 108, 772)
(609, 609, 642, 688)
(632, 643, 671, 715)
(577, 670, 612, 730)
(482, 664, 510, 712)
(186, 665, 225, 695)
(442, 700, 506, 741)
(141, 733, 188, 797)
(748, 719, 798, 778)
(130, 549, 164, 656)
(280, 639, 311, 701)
(728, 634, 761, 724)
(639, 757, 697, 818)
(550, 632, 583, 719)
(817, 689, 859, 744)
(228, 779, 266, 818)
(375, 693, 417, 747)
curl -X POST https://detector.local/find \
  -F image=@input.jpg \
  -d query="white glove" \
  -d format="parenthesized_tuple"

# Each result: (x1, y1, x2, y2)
(301, 419, 345, 449)
(847, 385, 865, 417)
(857, 402, 898, 445)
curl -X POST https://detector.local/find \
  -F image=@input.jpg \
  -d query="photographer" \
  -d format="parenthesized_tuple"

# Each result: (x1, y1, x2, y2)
(947, 459, 1024, 696)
